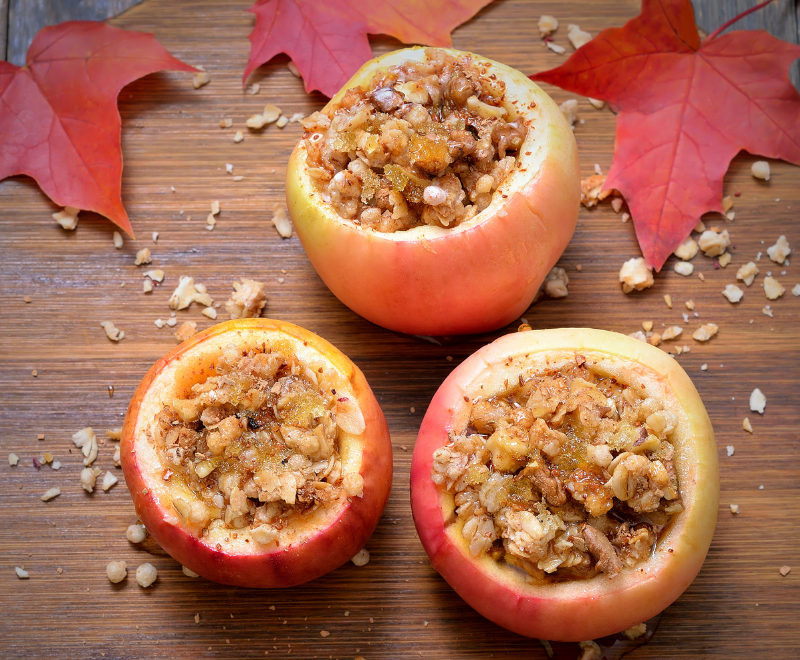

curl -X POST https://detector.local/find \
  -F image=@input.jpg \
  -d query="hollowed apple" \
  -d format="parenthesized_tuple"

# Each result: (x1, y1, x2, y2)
(286, 47, 580, 335)
(121, 318, 392, 588)
(410, 328, 718, 640)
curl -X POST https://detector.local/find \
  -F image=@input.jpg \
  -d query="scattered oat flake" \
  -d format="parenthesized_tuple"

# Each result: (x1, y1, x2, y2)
(722, 284, 743, 303)
(272, 205, 293, 238)
(192, 66, 210, 89)
(729, 504, 739, 514)
(700, 363, 708, 371)
(166, 317, 178, 327)
(629, 330, 647, 342)
(31, 369, 38, 377)
(611, 197, 623, 213)
(685, 300, 695, 310)
(144, 269, 165, 282)
(621, 212, 630, 223)
(15, 567, 29, 579)
(780, 566, 791, 576)
(276, 115, 289, 128)
(41, 487, 61, 501)
(693, 323, 718, 342)
(154, 318, 165, 328)
(792, 284, 800, 296)
(750, 388, 766, 414)
(743, 417, 753, 433)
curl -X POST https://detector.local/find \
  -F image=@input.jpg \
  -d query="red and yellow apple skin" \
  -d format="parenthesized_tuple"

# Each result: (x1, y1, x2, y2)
(286, 47, 580, 336)
(121, 318, 393, 588)
(410, 328, 719, 641)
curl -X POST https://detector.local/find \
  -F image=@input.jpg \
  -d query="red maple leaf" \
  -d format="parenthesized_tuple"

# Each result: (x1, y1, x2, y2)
(243, 0, 493, 98)
(532, 0, 800, 270)
(0, 21, 195, 235)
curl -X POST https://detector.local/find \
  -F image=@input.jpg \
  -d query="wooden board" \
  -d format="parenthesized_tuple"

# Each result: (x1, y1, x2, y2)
(1, 0, 799, 658)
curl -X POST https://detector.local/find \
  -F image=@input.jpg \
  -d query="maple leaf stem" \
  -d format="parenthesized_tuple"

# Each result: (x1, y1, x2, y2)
(706, 0, 774, 42)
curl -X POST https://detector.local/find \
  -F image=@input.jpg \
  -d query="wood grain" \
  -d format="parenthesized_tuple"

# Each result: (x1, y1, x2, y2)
(0, 0, 799, 658)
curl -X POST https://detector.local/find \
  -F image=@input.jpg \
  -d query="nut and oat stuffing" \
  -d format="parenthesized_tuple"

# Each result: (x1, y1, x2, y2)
(148, 342, 365, 548)
(302, 48, 529, 232)
(432, 358, 684, 582)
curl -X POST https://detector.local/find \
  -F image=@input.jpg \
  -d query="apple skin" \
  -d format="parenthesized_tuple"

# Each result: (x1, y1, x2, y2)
(410, 328, 719, 641)
(285, 47, 580, 336)
(121, 318, 393, 588)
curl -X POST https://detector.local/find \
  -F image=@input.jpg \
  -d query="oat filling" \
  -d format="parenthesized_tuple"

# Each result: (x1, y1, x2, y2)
(151, 344, 364, 546)
(432, 359, 684, 581)
(301, 48, 530, 232)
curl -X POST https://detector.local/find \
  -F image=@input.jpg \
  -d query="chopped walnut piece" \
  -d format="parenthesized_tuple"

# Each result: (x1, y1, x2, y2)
(246, 113, 268, 129)
(673, 237, 698, 260)
(276, 115, 289, 128)
(113, 231, 123, 248)
(538, 15, 558, 36)
(202, 307, 217, 320)
(792, 284, 800, 296)
(663, 294, 673, 308)
(629, 331, 647, 342)
(780, 565, 791, 576)
(8, 452, 19, 466)
(225, 279, 267, 319)
(168, 276, 212, 310)
(81, 466, 101, 492)
(623, 623, 647, 640)
(743, 417, 753, 433)
(192, 66, 210, 89)
(674, 261, 693, 276)
(751, 160, 770, 180)
(288, 112, 304, 123)
(183, 566, 200, 578)
(580, 174, 611, 207)
(234, 130, 244, 143)
(619, 258, 654, 293)
(661, 326, 682, 341)
(722, 196, 733, 212)
(546, 41, 566, 55)
(582, 523, 622, 577)
(736, 261, 759, 286)
(351, 548, 370, 566)
(15, 567, 29, 579)
(567, 24, 593, 49)
(143, 279, 153, 294)
(611, 197, 623, 213)
(174, 321, 198, 343)
(749, 388, 766, 414)
(262, 104, 282, 123)
(729, 503, 739, 514)
(642, 321, 653, 332)
(100, 321, 125, 342)
(144, 269, 165, 282)
(219, 118, 233, 128)
(272, 205, 293, 238)
(249, 83, 260, 95)
(543, 267, 569, 298)
(588, 98, 605, 109)
(287, 60, 300, 77)
(722, 284, 743, 303)
(697, 229, 730, 257)
(101, 471, 118, 491)
(41, 487, 61, 501)
(718, 252, 732, 268)
(560, 99, 579, 128)
(692, 323, 718, 342)
(763, 276, 785, 300)
(726, 445, 734, 457)
(53, 206, 80, 230)
(685, 300, 695, 310)
(134, 248, 152, 265)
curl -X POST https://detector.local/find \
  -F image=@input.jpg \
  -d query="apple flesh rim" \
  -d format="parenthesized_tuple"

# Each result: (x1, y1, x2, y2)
(121, 318, 393, 588)
(410, 328, 719, 641)
(286, 47, 580, 336)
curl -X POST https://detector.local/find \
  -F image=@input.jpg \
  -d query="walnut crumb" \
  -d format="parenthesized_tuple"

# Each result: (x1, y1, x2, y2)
(766, 236, 791, 264)
(697, 229, 730, 257)
(567, 24, 593, 49)
(134, 248, 152, 265)
(619, 258, 654, 293)
(729, 504, 739, 514)
(673, 237, 698, 260)
(749, 388, 766, 414)
(53, 206, 80, 230)
(718, 252, 732, 268)
(174, 321, 198, 343)
(546, 41, 567, 55)
(642, 321, 653, 332)
(722, 196, 733, 212)
(41, 487, 61, 501)
(763, 276, 784, 300)
(722, 284, 743, 303)
(623, 623, 647, 640)
(736, 262, 759, 286)
(743, 417, 753, 433)
(780, 565, 791, 576)
(542, 267, 569, 298)
(225, 279, 267, 319)
(8, 453, 19, 466)
(692, 323, 718, 342)
(538, 15, 558, 36)
(751, 160, 770, 180)
(664, 294, 673, 308)
(661, 326, 682, 341)
(685, 300, 695, 310)
(219, 118, 233, 129)
(674, 261, 694, 276)
(580, 174, 609, 206)
(202, 307, 217, 320)
(249, 83, 260, 95)
(15, 567, 29, 579)
(351, 548, 370, 566)
(113, 231, 123, 248)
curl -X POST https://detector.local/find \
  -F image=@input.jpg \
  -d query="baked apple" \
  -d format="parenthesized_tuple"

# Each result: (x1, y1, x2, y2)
(286, 47, 580, 335)
(410, 328, 718, 640)
(121, 318, 392, 587)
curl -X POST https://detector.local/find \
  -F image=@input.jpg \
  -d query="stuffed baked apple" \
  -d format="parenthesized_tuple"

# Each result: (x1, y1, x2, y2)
(410, 328, 718, 640)
(121, 319, 392, 588)
(286, 47, 580, 335)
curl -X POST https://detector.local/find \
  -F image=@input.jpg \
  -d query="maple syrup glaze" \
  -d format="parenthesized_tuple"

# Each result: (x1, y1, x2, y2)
(301, 48, 529, 232)
(431, 361, 684, 583)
